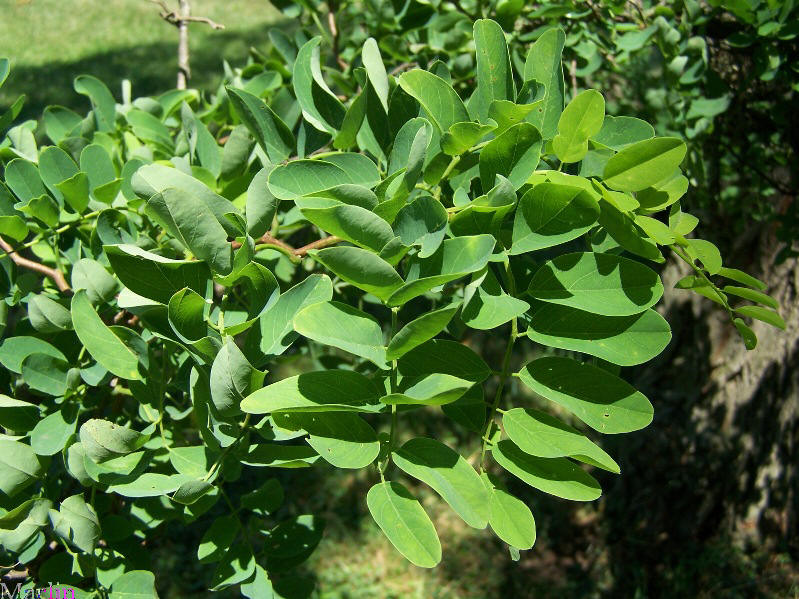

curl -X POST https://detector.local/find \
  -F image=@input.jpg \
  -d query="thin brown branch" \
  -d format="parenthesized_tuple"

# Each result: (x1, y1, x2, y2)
(230, 234, 343, 257)
(0, 237, 70, 293)
(389, 62, 417, 76)
(295, 236, 342, 256)
(327, 8, 348, 71)
(182, 15, 224, 29)
(148, 0, 223, 29)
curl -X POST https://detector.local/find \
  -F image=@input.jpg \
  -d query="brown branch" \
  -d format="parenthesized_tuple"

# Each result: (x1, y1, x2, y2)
(148, 0, 224, 89)
(295, 236, 342, 256)
(327, 8, 348, 71)
(0, 237, 70, 293)
(148, 0, 223, 28)
(230, 234, 343, 257)
(389, 62, 417, 76)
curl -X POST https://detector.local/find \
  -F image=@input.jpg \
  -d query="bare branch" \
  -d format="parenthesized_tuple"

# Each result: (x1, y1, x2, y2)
(0, 237, 70, 293)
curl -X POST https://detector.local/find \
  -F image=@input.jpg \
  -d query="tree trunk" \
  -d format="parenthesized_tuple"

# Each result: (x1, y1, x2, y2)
(176, 0, 190, 90)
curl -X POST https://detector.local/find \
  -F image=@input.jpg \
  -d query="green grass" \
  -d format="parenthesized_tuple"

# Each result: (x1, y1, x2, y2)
(0, 0, 282, 118)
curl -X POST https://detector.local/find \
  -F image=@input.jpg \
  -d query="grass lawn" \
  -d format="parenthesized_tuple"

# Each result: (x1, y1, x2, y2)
(0, 0, 282, 118)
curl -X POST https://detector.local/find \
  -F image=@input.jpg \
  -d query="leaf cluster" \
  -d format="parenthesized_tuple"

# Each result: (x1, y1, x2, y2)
(0, 10, 786, 597)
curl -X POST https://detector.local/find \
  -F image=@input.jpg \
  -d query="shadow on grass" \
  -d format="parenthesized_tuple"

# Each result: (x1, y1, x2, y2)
(0, 23, 291, 121)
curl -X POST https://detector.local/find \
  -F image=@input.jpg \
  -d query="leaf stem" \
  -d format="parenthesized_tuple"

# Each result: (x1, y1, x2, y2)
(670, 244, 736, 320)
(435, 155, 462, 201)
(479, 261, 518, 471)
(382, 307, 400, 474)
(203, 414, 250, 482)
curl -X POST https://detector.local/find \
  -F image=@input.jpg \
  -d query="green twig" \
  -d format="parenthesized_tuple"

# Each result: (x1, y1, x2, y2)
(480, 261, 518, 471)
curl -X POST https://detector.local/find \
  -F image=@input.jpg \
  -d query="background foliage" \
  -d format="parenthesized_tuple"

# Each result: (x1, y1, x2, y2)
(0, 0, 797, 597)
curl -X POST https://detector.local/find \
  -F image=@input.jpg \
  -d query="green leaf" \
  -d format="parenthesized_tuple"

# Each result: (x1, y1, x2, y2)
(242, 443, 320, 468)
(198, 514, 240, 563)
(398, 339, 491, 383)
(387, 235, 496, 306)
(74, 75, 116, 131)
(211, 544, 255, 591)
(310, 246, 404, 302)
(528, 252, 664, 316)
(394, 437, 489, 528)
(171, 479, 214, 505)
(227, 87, 294, 162)
(492, 439, 601, 501)
(719, 267, 767, 291)
(387, 302, 460, 360)
(735, 305, 786, 330)
(55, 172, 90, 213)
(367, 481, 442, 568)
(526, 302, 672, 366)
(0, 440, 45, 497)
(398, 70, 469, 133)
(132, 163, 240, 237)
(105, 244, 211, 305)
(294, 301, 388, 368)
(38, 146, 78, 199)
(517, 356, 654, 433)
(241, 370, 381, 413)
(523, 28, 566, 139)
(42, 106, 81, 144)
(591, 116, 654, 151)
(257, 274, 333, 356)
(441, 121, 494, 156)
(168, 446, 209, 478)
(275, 412, 380, 469)
(72, 290, 142, 380)
(479, 123, 542, 190)
(723, 286, 779, 309)
(686, 238, 722, 274)
(637, 170, 689, 211)
(510, 183, 600, 254)
(107, 473, 192, 498)
(268, 155, 381, 200)
(28, 293, 73, 333)
(0, 498, 52, 553)
(603, 137, 687, 192)
(0, 395, 39, 431)
(471, 19, 515, 122)
(71, 258, 119, 305)
(49, 494, 100, 553)
(109, 570, 158, 599)
(733, 318, 758, 350)
(146, 188, 234, 275)
(21, 353, 69, 396)
(210, 339, 265, 416)
(181, 103, 221, 177)
(302, 204, 394, 253)
(293, 37, 346, 133)
(5, 158, 46, 202)
(598, 199, 663, 263)
(482, 474, 536, 550)
(246, 167, 279, 239)
(463, 268, 529, 330)
(0, 336, 66, 374)
(362, 38, 389, 111)
(552, 89, 605, 163)
(393, 195, 448, 258)
(503, 408, 619, 473)
(31, 406, 77, 456)
(16, 194, 59, 227)
(382, 373, 472, 406)
(79, 418, 146, 463)
(80, 143, 116, 191)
